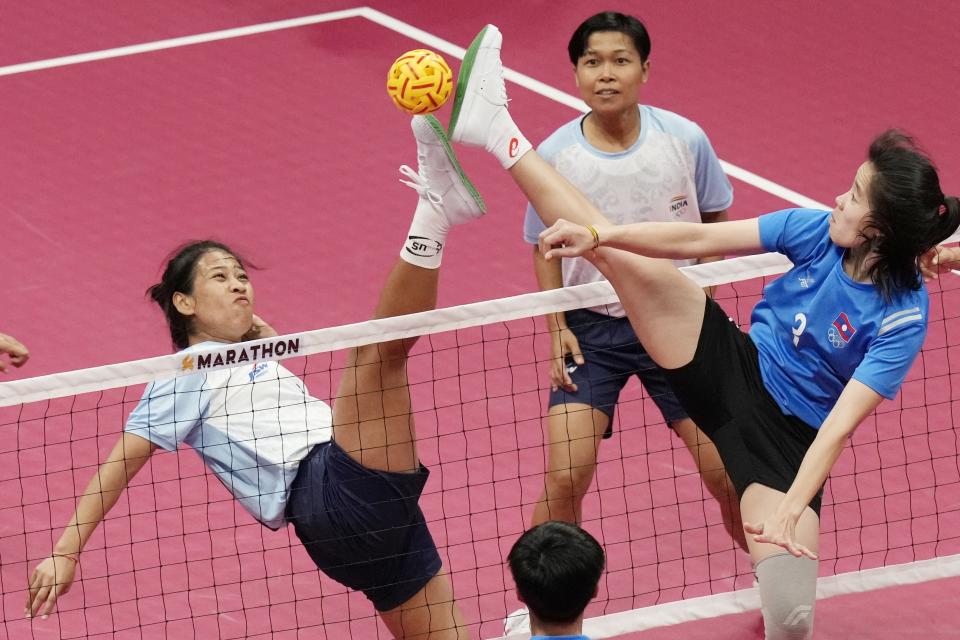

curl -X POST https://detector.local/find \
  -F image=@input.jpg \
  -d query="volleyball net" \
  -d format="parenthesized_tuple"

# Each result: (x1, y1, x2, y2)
(2, 252, 959, 639)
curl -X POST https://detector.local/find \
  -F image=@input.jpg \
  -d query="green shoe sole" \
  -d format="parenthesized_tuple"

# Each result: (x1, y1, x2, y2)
(447, 25, 490, 141)
(422, 114, 486, 213)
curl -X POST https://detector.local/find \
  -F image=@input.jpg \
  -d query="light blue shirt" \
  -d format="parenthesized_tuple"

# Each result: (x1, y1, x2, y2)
(752, 209, 927, 427)
(125, 342, 332, 529)
(523, 104, 733, 243)
(522, 104, 733, 316)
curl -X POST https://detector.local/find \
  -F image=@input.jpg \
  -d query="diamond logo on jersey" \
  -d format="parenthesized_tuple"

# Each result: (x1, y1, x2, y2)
(827, 312, 856, 348)
(669, 194, 689, 218)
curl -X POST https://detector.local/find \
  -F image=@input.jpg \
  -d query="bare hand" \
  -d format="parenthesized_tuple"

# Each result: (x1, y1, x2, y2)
(743, 513, 818, 560)
(242, 315, 278, 341)
(920, 245, 960, 282)
(550, 327, 583, 392)
(538, 219, 598, 261)
(25, 555, 77, 619)
(0, 332, 29, 373)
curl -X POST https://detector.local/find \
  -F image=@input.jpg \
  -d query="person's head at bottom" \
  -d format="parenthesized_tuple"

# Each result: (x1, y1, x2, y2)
(508, 520, 605, 638)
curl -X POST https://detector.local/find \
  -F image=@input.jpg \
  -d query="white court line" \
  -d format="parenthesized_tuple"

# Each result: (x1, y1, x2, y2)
(0, 8, 367, 76)
(0, 6, 830, 210)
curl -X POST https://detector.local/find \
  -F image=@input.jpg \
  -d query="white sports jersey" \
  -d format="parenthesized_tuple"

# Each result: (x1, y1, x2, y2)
(524, 105, 734, 317)
(125, 342, 333, 529)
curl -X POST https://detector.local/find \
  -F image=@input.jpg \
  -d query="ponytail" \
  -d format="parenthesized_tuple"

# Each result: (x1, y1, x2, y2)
(864, 130, 960, 300)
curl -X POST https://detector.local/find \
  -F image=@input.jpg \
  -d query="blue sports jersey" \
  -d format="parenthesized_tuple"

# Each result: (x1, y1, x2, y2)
(751, 209, 927, 428)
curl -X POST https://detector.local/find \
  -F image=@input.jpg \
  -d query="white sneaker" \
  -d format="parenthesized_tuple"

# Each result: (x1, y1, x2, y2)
(447, 24, 509, 149)
(503, 607, 531, 637)
(401, 114, 486, 225)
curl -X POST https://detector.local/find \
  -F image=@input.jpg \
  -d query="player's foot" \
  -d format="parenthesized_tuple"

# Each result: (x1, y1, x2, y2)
(448, 24, 507, 146)
(448, 25, 508, 145)
(503, 607, 530, 637)
(402, 114, 485, 225)
(448, 25, 531, 169)
(399, 115, 484, 268)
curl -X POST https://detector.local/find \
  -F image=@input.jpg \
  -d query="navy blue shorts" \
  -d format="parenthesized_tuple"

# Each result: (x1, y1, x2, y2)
(549, 308, 689, 437)
(662, 297, 823, 514)
(285, 441, 442, 611)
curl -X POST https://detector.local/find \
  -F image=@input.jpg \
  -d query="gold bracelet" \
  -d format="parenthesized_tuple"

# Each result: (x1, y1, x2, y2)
(585, 224, 600, 249)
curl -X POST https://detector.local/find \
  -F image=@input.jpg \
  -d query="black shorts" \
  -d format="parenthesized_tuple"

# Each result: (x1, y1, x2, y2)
(662, 297, 824, 514)
(549, 308, 689, 438)
(285, 441, 442, 611)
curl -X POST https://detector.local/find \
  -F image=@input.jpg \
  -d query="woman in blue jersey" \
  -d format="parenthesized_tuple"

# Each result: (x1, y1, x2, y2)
(445, 24, 959, 640)
(26, 115, 483, 639)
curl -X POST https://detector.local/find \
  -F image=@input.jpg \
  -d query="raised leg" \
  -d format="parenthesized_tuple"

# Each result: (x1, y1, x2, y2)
(332, 261, 438, 473)
(332, 114, 485, 472)
(330, 115, 484, 639)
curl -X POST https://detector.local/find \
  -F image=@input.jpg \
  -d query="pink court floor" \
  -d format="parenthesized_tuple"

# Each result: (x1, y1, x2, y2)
(2, 2, 959, 639)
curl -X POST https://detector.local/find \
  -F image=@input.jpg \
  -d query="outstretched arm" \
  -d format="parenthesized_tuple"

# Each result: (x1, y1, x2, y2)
(744, 380, 882, 558)
(697, 209, 730, 298)
(26, 432, 157, 618)
(538, 217, 763, 263)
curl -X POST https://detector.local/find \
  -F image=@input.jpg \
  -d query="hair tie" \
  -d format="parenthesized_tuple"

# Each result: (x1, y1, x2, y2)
(939, 204, 947, 216)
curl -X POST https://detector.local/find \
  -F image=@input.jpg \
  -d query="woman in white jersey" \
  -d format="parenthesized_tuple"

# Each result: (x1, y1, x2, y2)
(26, 115, 484, 639)
(521, 11, 743, 552)
(446, 24, 959, 639)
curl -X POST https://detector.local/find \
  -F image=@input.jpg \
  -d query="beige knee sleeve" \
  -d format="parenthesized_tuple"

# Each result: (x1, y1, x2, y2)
(756, 553, 817, 640)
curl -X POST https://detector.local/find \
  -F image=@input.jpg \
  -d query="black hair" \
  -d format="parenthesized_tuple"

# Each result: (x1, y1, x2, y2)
(861, 130, 960, 300)
(568, 11, 651, 65)
(507, 521, 605, 625)
(146, 240, 247, 350)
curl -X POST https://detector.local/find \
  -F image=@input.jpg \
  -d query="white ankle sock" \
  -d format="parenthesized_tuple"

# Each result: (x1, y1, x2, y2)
(487, 109, 532, 169)
(401, 199, 448, 269)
